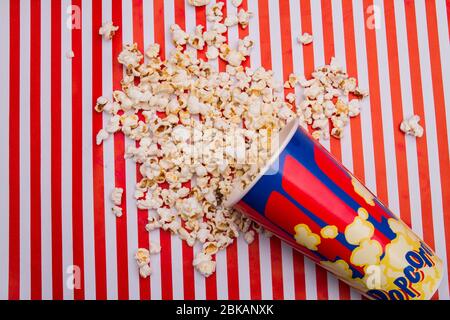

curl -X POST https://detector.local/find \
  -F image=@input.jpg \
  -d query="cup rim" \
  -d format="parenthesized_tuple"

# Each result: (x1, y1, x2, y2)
(224, 118, 300, 208)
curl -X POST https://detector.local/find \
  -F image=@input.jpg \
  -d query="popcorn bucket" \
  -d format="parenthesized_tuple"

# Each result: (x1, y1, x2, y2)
(225, 119, 443, 300)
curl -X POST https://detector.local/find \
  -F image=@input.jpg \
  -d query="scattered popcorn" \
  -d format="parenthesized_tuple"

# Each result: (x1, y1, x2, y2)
(297, 32, 313, 45)
(295, 57, 368, 140)
(188, 0, 210, 6)
(99, 21, 119, 40)
(111, 187, 124, 206)
(400, 115, 424, 138)
(66, 50, 74, 59)
(95, 13, 365, 281)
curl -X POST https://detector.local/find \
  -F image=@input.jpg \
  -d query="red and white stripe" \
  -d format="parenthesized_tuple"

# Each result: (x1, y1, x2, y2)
(0, 0, 449, 300)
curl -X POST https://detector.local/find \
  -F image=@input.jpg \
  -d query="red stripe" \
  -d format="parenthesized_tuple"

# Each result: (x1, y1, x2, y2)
(237, 0, 261, 300)
(8, 0, 20, 300)
(30, 0, 42, 300)
(403, 0, 436, 251)
(50, 0, 63, 300)
(316, 0, 342, 300)
(383, 0, 413, 228)
(153, 0, 173, 300)
(341, 0, 365, 184)
(131, 0, 151, 300)
(174, 0, 195, 300)
(91, 0, 107, 300)
(293, 0, 319, 300)
(221, 0, 242, 300)
(361, 0, 388, 205)
(112, 0, 130, 300)
(447, 0, 450, 38)
(424, 0, 450, 295)
(71, 0, 85, 300)
(278, 0, 307, 300)
(195, 4, 218, 300)
(258, 0, 284, 300)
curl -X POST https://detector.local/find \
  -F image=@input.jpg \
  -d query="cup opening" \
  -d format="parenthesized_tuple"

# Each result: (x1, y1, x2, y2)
(224, 118, 300, 208)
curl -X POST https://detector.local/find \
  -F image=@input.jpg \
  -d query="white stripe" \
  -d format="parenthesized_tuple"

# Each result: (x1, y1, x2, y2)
(393, 0, 424, 238)
(304, 258, 317, 300)
(352, 0, 377, 194)
(289, 0, 304, 108)
(327, 273, 339, 300)
(81, 0, 96, 300)
(40, 0, 53, 300)
(164, 0, 187, 300)
(19, 0, 31, 300)
(281, 243, 295, 300)
(142, 0, 163, 300)
(236, 237, 250, 300)
(102, 0, 118, 300)
(61, 0, 74, 300)
(249, 0, 272, 300)
(332, 0, 354, 173)
(267, 0, 294, 300)
(215, 249, 228, 300)
(0, 0, 10, 300)
(258, 236, 273, 299)
(415, 0, 449, 299)
(232, 0, 253, 300)
(434, 0, 450, 142)
(310, 0, 329, 151)
(350, 288, 362, 300)
(210, 1, 228, 301)
(374, 0, 400, 215)
(121, 0, 140, 300)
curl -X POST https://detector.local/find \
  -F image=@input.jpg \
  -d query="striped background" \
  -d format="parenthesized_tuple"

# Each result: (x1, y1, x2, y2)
(0, 0, 448, 300)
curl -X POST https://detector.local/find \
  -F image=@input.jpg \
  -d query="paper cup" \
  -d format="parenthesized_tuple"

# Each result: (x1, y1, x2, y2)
(225, 119, 443, 300)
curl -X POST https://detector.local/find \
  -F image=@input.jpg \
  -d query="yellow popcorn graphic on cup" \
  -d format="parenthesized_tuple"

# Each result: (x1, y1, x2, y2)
(350, 239, 383, 267)
(320, 225, 338, 239)
(344, 215, 374, 245)
(294, 224, 321, 251)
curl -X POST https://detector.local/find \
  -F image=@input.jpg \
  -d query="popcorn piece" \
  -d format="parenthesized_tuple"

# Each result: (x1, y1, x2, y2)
(112, 205, 123, 218)
(66, 50, 74, 59)
(224, 15, 238, 27)
(206, 46, 219, 60)
(145, 43, 160, 59)
(99, 21, 119, 40)
(207, 2, 224, 23)
(111, 187, 124, 206)
(193, 252, 216, 277)
(400, 115, 424, 138)
(237, 9, 252, 29)
(232, 0, 243, 7)
(297, 32, 313, 45)
(118, 43, 143, 71)
(96, 129, 109, 145)
(170, 24, 189, 46)
(188, 0, 210, 6)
